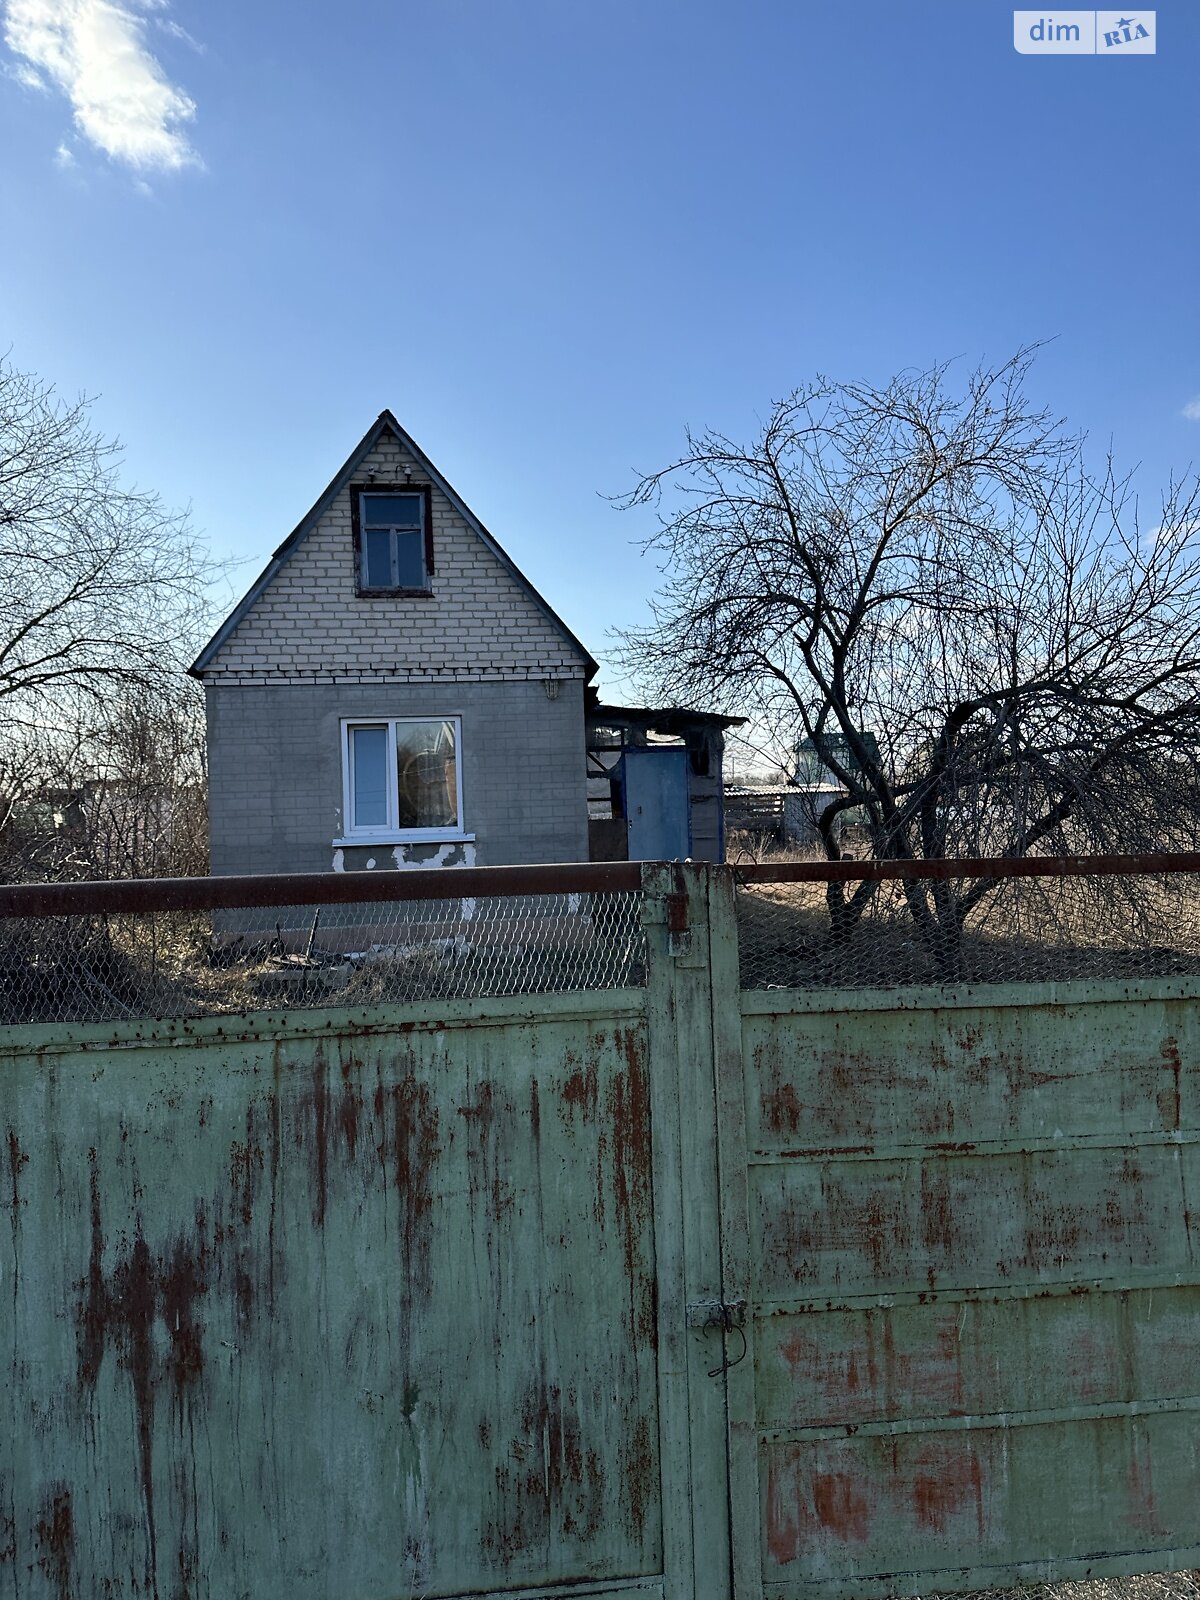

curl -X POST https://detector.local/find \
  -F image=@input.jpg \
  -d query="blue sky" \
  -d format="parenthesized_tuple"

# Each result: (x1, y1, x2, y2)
(2, 0, 1196, 698)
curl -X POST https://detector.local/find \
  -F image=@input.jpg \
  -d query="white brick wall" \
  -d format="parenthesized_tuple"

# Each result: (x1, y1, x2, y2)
(201, 430, 590, 684)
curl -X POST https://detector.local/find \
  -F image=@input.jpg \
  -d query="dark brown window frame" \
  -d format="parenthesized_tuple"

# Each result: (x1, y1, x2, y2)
(350, 482, 436, 597)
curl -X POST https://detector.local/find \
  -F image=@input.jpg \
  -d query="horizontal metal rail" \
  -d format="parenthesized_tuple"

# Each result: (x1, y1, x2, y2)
(736, 852, 1200, 884)
(0, 861, 643, 918)
(5, 853, 1200, 919)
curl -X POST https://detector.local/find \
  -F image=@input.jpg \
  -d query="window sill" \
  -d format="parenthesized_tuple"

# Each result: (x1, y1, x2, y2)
(354, 587, 435, 599)
(332, 832, 475, 848)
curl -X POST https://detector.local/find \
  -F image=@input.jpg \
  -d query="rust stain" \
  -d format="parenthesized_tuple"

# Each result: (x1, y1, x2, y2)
(771, 1504, 800, 1568)
(457, 1079, 513, 1225)
(919, 1167, 957, 1269)
(229, 1105, 262, 1229)
(1022, 1154, 1083, 1269)
(34, 1484, 73, 1600)
(485, 1378, 605, 1559)
(777, 1301, 975, 1424)
(812, 1471, 872, 1543)
(594, 1115, 608, 1234)
(787, 1036, 980, 1142)
(776, 1144, 876, 1160)
(114, 1230, 158, 1590)
(610, 1027, 655, 1342)
(529, 1077, 541, 1145)
(75, 1158, 211, 1598)
(338, 1051, 363, 1162)
(0, 1477, 14, 1569)
(824, 1053, 867, 1138)
(160, 1231, 207, 1393)
(379, 1076, 441, 1293)
(580, 1448, 605, 1542)
(306, 1056, 330, 1227)
(1158, 1037, 1182, 1132)
(765, 1469, 800, 1567)
(1105, 1158, 1150, 1242)
(860, 1185, 893, 1283)
(620, 1413, 656, 1546)
(560, 1055, 600, 1121)
(268, 1043, 283, 1305)
(78, 1149, 106, 1389)
(292, 1043, 369, 1231)
(763, 1081, 803, 1138)
(911, 1440, 984, 1537)
(177, 1531, 199, 1600)
(780, 1324, 864, 1409)
(6, 1129, 27, 1216)
(234, 1259, 256, 1328)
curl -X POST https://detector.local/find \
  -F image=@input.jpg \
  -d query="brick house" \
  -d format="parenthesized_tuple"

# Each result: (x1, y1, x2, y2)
(191, 411, 596, 875)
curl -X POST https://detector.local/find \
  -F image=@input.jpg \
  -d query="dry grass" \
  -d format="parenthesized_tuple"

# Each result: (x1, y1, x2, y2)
(0, 898, 649, 1023)
(735, 862, 1200, 989)
(726, 830, 842, 868)
(945, 1575, 1200, 1600)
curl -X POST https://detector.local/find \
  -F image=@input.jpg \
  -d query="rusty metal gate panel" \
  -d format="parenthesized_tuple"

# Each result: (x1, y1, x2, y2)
(0, 980, 725, 1600)
(729, 975, 1200, 1599)
(16, 858, 1200, 1599)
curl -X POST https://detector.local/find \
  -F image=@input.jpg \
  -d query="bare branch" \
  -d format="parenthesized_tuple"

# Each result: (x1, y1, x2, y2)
(615, 350, 1200, 967)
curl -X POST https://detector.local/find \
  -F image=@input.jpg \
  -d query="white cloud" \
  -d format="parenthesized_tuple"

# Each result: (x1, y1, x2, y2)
(153, 14, 201, 52)
(1184, 397, 1200, 422)
(4, 0, 198, 172)
(4, 54, 44, 86)
(53, 137, 73, 164)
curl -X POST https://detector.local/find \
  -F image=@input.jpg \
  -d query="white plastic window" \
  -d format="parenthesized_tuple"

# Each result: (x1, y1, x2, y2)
(342, 717, 464, 838)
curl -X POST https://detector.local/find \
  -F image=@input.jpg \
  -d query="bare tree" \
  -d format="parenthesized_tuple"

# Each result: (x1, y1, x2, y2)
(0, 357, 211, 717)
(617, 349, 1200, 970)
(2, 679, 208, 883)
(0, 357, 214, 878)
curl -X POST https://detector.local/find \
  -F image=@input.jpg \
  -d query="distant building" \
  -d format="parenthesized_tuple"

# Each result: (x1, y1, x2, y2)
(793, 730, 881, 786)
(724, 785, 846, 847)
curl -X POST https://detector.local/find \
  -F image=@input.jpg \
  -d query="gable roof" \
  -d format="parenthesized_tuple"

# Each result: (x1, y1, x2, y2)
(190, 410, 597, 678)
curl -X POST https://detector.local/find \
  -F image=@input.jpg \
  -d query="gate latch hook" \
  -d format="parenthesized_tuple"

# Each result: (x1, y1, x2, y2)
(686, 1298, 749, 1378)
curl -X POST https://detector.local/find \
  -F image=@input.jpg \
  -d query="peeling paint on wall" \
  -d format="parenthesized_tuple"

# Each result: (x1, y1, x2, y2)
(329, 841, 478, 872)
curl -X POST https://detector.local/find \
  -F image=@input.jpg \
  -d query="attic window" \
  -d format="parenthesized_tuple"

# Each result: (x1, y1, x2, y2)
(351, 484, 434, 595)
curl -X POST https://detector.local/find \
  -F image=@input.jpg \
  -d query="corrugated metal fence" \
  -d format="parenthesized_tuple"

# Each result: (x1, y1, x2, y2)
(4, 858, 1200, 1599)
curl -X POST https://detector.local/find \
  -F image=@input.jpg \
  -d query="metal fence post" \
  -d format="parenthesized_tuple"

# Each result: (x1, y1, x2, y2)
(641, 861, 733, 1596)
(706, 861, 762, 1599)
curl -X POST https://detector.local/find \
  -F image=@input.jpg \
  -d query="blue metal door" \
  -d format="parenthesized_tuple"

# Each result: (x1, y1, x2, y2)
(622, 747, 691, 860)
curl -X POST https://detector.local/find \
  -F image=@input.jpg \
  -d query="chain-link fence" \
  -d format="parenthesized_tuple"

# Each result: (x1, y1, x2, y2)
(0, 872, 647, 1025)
(11, 857, 1200, 1022)
(737, 859, 1200, 990)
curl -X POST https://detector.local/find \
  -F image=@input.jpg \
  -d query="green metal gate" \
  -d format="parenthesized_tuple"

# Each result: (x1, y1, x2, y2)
(2, 869, 736, 1600)
(6, 859, 1200, 1598)
(678, 865, 1200, 1600)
